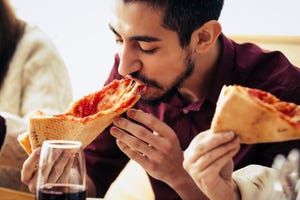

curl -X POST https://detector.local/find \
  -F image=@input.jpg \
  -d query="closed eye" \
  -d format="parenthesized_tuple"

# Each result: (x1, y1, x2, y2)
(139, 46, 157, 54)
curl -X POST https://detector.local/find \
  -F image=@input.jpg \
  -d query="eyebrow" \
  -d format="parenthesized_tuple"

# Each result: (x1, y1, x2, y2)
(109, 23, 161, 42)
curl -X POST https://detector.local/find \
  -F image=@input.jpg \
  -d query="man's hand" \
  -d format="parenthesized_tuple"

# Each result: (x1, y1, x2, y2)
(110, 108, 184, 183)
(21, 148, 41, 192)
(183, 130, 241, 200)
(21, 147, 74, 191)
(110, 108, 207, 199)
(21, 147, 96, 197)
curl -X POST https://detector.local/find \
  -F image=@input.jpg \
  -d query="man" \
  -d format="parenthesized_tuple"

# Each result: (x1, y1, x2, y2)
(22, 0, 300, 199)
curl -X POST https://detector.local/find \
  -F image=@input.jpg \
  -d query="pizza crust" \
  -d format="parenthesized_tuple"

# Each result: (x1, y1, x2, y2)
(28, 109, 126, 150)
(17, 132, 32, 155)
(211, 85, 300, 144)
(18, 78, 143, 154)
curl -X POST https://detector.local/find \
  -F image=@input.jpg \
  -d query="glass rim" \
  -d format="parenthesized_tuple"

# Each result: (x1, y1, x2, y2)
(42, 140, 82, 149)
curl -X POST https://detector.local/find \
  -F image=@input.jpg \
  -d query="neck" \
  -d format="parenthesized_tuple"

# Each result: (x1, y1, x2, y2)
(178, 39, 221, 103)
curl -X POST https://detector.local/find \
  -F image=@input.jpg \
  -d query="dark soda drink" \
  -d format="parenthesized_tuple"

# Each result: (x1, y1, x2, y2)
(37, 184, 86, 200)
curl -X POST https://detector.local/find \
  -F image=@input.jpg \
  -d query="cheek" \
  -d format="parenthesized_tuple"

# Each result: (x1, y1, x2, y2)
(143, 55, 186, 81)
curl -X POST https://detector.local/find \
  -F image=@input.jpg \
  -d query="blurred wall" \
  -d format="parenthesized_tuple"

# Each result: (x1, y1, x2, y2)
(10, 0, 300, 99)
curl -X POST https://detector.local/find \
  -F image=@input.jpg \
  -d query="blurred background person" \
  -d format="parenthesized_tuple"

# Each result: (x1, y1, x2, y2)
(0, 0, 73, 191)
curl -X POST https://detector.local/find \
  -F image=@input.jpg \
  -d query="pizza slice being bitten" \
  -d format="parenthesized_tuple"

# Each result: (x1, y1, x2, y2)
(18, 78, 144, 154)
(211, 85, 300, 144)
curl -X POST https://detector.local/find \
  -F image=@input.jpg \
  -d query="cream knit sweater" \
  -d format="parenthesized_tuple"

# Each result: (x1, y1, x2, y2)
(0, 24, 73, 190)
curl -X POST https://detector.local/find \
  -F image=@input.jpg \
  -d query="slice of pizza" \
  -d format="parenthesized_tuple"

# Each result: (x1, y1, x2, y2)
(18, 78, 144, 154)
(211, 85, 300, 144)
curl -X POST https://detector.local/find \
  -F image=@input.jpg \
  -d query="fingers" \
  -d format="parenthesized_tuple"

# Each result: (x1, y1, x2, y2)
(184, 131, 237, 164)
(126, 109, 175, 138)
(111, 110, 178, 164)
(112, 116, 155, 146)
(21, 148, 75, 192)
(21, 148, 41, 192)
(27, 169, 39, 192)
(111, 109, 178, 153)
(190, 137, 240, 173)
(183, 134, 240, 196)
(183, 130, 240, 178)
(56, 154, 75, 183)
(115, 139, 150, 163)
(111, 125, 159, 159)
(46, 150, 74, 183)
(41, 149, 64, 182)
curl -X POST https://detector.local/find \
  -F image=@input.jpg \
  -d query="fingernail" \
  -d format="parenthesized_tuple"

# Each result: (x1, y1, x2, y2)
(127, 109, 135, 117)
(110, 127, 117, 136)
(113, 118, 121, 126)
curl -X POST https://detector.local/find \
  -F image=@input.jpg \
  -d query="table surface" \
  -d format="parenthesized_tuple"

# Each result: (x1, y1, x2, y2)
(0, 187, 102, 200)
(0, 187, 34, 200)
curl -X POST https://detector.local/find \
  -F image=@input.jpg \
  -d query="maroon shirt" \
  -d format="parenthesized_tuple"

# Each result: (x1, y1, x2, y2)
(85, 34, 300, 199)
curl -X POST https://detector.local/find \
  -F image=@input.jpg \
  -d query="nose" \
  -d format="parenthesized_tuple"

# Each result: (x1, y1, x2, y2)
(118, 45, 142, 76)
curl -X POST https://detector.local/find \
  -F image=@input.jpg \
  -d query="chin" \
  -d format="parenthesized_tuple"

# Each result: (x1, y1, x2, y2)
(141, 92, 163, 102)
(140, 87, 165, 102)
(140, 86, 177, 105)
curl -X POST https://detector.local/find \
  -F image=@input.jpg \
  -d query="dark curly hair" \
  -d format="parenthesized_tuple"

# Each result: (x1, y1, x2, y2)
(122, 0, 224, 47)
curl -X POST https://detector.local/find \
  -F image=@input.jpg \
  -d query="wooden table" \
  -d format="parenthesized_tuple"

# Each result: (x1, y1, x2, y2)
(0, 187, 34, 200)
(0, 186, 104, 200)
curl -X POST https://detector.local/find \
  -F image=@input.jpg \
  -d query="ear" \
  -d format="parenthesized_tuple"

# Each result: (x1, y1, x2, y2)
(191, 20, 222, 54)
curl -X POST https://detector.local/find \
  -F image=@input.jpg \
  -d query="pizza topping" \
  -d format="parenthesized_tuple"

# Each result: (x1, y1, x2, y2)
(55, 78, 144, 119)
(274, 102, 297, 117)
(248, 89, 278, 104)
(248, 88, 298, 119)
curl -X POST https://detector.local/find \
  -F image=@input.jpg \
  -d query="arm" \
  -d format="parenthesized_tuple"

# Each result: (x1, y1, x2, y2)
(183, 130, 241, 200)
(110, 108, 207, 199)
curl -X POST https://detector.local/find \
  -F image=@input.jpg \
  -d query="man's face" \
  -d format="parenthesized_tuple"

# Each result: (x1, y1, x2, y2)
(110, 0, 194, 102)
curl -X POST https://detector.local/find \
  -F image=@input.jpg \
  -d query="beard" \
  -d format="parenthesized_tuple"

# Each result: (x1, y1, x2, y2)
(132, 49, 195, 105)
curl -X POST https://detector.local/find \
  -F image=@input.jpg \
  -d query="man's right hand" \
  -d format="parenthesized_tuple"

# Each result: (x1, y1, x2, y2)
(21, 147, 75, 192)
(21, 147, 97, 197)
(21, 147, 41, 192)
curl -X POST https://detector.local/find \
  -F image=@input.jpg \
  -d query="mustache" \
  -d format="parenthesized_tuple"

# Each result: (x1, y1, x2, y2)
(130, 72, 163, 90)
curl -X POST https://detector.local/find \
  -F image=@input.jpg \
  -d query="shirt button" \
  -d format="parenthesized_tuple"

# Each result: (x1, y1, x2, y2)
(182, 109, 189, 114)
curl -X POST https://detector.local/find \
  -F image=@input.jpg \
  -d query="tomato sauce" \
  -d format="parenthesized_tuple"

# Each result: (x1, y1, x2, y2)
(55, 78, 142, 121)
(248, 89, 297, 118)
